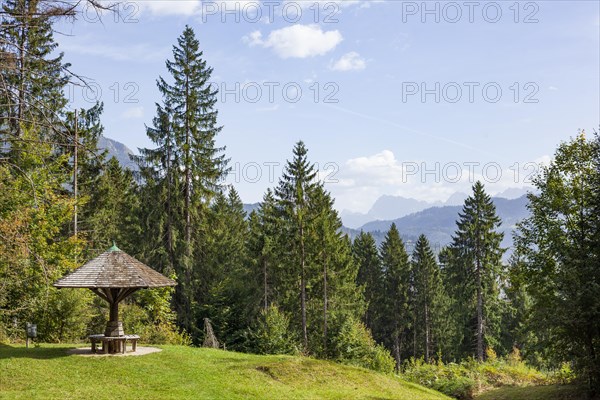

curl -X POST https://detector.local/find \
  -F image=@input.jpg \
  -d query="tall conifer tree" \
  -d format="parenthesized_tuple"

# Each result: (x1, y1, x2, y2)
(411, 234, 446, 362)
(353, 231, 383, 335)
(379, 223, 412, 367)
(137, 26, 228, 334)
(0, 0, 69, 141)
(274, 141, 317, 351)
(445, 181, 505, 361)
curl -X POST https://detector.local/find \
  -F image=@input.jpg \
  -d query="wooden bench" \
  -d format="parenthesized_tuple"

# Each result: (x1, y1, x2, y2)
(89, 334, 140, 354)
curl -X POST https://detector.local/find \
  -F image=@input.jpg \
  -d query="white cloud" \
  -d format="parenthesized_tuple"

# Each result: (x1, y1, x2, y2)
(325, 150, 539, 213)
(244, 24, 343, 59)
(244, 30, 264, 46)
(548, 86, 559, 91)
(534, 155, 552, 167)
(139, 1, 202, 16)
(330, 51, 366, 71)
(121, 106, 144, 119)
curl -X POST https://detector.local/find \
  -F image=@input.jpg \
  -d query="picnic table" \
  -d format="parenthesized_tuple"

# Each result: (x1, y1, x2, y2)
(89, 334, 140, 354)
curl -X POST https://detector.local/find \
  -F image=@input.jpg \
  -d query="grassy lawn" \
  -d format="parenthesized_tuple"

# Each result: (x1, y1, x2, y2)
(0, 344, 450, 400)
(476, 384, 589, 400)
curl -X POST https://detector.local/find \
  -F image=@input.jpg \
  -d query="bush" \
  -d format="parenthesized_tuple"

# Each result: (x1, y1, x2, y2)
(402, 358, 477, 400)
(333, 318, 395, 374)
(550, 362, 576, 385)
(37, 288, 95, 342)
(253, 305, 298, 355)
(120, 287, 190, 345)
(402, 353, 552, 399)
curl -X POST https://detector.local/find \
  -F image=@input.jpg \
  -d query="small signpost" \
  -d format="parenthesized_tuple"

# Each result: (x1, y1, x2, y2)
(26, 322, 37, 348)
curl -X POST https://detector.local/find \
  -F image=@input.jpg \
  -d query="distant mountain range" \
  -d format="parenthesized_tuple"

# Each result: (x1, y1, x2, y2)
(340, 188, 529, 229)
(243, 195, 529, 255)
(102, 136, 531, 255)
(343, 195, 530, 254)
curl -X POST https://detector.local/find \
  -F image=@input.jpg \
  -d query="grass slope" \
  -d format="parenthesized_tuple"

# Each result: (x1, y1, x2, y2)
(0, 344, 450, 400)
(475, 384, 590, 400)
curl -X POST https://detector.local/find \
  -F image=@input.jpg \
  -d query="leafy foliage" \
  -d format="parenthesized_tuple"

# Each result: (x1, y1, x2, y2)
(333, 318, 395, 373)
(514, 133, 600, 393)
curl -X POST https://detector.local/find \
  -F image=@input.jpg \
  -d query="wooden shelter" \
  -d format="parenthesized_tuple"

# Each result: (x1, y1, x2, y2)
(54, 244, 176, 351)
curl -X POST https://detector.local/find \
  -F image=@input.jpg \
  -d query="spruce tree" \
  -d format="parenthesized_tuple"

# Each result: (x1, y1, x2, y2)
(353, 231, 383, 336)
(379, 223, 412, 367)
(411, 234, 445, 362)
(309, 185, 362, 357)
(135, 102, 180, 277)
(198, 188, 248, 346)
(247, 189, 279, 312)
(446, 181, 505, 361)
(84, 157, 140, 251)
(274, 141, 318, 351)
(137, 26, 229, 335)
(0, 0, 69, 141)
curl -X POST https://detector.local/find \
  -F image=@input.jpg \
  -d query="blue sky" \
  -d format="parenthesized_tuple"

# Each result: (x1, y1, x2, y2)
(55, 0, 600, 213)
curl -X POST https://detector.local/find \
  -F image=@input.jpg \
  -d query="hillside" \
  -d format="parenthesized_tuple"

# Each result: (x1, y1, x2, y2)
(0, 344, 450, 400)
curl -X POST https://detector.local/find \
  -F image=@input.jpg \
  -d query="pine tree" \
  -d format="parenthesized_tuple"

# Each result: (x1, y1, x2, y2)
(379, 223, 412, 368)
(135, 102, 180, 278)
(274, 141, 318, 351)
(84, 157, 140, 251)
(411, 234, 445, 362)
(197, 188, 248, 346)
(0, 0, 69, 141)
(247, 189, 279, 312)
(446, 181, 505, 361)
(353, 231, 383, 336)
(137, 26, 229, 335)
(308, 185, 362, 357)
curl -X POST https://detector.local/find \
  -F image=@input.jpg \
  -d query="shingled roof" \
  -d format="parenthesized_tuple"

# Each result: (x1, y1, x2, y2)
(54, 245, 176, 289)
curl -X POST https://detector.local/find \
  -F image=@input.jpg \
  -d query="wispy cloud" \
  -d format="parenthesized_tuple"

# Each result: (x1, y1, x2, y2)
(330, 52, 366, 71)
(121, 106, 144, 119)
(328, 149, 540, 212)
(139, 1, 202, 16)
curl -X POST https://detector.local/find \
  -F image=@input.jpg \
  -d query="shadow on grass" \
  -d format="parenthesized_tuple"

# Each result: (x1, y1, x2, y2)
(0, 343, 71, 359)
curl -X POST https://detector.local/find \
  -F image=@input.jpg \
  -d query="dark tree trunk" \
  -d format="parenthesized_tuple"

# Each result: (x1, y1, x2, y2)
(300, 223, 308, 351)
(476, 258, 484, 362)
(425, 303, 430, 363)
(263, 258, 268, 311)
(393, 333, 402, 371)
(323, 252, 328, 355)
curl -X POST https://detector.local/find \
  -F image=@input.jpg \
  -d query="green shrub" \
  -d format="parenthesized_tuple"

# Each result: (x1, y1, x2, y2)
(402, 358, 477, 400)
(402, 354, 552, 399)
(550, 362, 576, 385)
(434, 376, 477, 400)
(253, 305, 298, 355)
(333, 318, 395, 374)
(120, 288, 189, 346)
(37, 288, 95, 342)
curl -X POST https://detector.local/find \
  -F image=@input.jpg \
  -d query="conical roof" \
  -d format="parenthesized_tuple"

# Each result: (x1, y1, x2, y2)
(54, 245, 176, 289)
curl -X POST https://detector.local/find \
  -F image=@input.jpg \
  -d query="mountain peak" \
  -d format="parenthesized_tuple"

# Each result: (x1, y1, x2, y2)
(97, 136, 138, 171)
